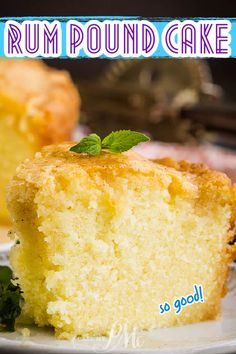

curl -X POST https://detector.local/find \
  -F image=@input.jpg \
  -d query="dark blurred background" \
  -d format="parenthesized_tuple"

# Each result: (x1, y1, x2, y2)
(2, 0, 236, 102)
(45, 59, 236, 103)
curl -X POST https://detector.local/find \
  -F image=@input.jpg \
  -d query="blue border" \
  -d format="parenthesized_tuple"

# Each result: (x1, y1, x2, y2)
(1, 17, 236, 58)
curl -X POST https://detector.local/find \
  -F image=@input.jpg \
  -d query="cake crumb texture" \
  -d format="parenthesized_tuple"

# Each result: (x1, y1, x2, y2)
(7, 143, 236, 338)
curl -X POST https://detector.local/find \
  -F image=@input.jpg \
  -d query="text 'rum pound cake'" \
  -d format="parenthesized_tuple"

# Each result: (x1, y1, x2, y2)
(0, 59, 80, 225)
(7, 138, 236, 339)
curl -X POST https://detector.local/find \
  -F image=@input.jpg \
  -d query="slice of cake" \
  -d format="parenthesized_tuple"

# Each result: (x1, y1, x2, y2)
(7, 143, 236, 339)
(0, 59, 80, 225)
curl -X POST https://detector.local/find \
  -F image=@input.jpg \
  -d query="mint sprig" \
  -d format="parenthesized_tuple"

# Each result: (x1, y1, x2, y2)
(70, 133, 101, 156)
(0, 266, 23, 332)
(70, 130, 150, 156)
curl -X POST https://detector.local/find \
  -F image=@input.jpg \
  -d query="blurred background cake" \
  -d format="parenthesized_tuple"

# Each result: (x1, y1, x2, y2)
(0, 59, 80, 242)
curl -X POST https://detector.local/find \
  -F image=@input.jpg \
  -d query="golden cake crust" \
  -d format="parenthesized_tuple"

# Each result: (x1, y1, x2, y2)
(11, 143, 193, 191)
(13, 143, 236, 203)
(154, 157, 236, 201)
(0, 59, 80, 144)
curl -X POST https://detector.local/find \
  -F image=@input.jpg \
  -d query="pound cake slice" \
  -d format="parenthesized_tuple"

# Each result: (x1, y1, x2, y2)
(0, 59, 80, 225)
(7, 143, 236, 339)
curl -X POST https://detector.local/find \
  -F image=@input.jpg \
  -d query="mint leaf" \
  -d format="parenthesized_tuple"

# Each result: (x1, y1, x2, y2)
(0, 266, 13, 284)
(0, 266, 23, 332)
(70, 130, 150, 156)
(102, 130, 150, 153)
(70, 134, 102, 156)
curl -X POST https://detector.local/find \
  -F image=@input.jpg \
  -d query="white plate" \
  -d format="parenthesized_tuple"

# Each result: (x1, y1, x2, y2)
(1, 258, 236, 354)
(0, 236, 14, 264)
